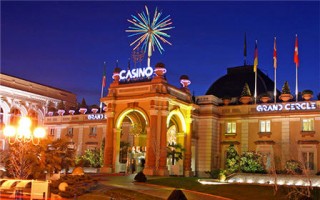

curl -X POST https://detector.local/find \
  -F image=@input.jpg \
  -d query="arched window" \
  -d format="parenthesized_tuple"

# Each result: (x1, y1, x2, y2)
(0, 107, 4, 130)
(28, 110, 38, 127)
(10, 108, 21, 126)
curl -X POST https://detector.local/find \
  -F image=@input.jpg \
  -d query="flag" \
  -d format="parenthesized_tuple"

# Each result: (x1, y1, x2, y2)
(273, 37, 277, 69)
(253, 40, 258, 72)
(102, 62, 106, 88)
(294, 35, 299, 67)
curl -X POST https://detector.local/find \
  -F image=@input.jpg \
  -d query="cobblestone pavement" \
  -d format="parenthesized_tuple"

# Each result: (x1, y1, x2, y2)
(94, 173, 232, 200)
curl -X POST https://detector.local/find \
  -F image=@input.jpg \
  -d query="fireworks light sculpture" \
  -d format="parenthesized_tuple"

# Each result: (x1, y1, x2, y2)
(126, 6, 174, 67)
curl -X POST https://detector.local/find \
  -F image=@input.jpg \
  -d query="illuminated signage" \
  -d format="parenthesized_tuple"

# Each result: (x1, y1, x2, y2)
(87, 114, 105, 120)
(119, 67, 153, 80)
(256, 102, 317, 112)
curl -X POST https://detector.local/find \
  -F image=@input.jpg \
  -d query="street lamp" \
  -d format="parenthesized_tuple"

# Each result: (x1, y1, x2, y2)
(3, 117, 46, 145)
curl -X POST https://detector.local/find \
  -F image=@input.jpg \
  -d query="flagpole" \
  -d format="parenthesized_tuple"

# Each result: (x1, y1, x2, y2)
(294, 34, 299, 102)
(273, 37, 277, 103)
(274, 67, 277, 103)
(254, 70, 257, 104)
(296, 64, 298, 102)
(254, 40, 258, 104)
(100, 62, 106, 113)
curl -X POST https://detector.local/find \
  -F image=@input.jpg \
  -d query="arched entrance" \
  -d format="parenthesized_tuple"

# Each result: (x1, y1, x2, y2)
(101, 65, 195, 176)
(167, 110, 187, 175)
(115, 108, 149, 173)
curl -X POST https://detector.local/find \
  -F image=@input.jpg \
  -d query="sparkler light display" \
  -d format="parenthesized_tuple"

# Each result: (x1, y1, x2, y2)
(126, 6, 174, 67)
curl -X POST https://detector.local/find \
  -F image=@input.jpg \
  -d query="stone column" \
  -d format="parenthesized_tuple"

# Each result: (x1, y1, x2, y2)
(113, 128, 121, 172)
(101, 112, 114, 173)
(184, 117, 192, 177)
(143, 110, 157, 175)
(158, 110, 169, 176)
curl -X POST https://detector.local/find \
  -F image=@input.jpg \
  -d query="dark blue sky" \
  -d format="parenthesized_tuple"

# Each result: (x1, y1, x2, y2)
(2, 1, 319, 105)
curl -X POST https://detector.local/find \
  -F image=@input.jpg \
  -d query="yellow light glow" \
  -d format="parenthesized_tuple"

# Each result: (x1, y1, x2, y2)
(3, 125, 16, 137)
(34, 127, 46, 138)
(19, 117, 32, 128)
(247, 179, 253, 183)
(116, 109, 148, 128)
(17, 127, 31, 139)
(167, 110, 186, 132)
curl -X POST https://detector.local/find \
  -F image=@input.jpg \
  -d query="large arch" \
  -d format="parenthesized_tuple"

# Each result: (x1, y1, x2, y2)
(113, 107, 150, 173)
(166, 109, 188, 175)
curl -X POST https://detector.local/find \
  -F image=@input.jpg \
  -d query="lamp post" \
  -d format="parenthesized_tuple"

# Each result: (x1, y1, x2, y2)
(3, 117, 46, 145)
(2, 117, 46, 179)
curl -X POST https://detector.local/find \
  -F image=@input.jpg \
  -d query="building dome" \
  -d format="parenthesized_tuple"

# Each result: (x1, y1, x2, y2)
(206, 65, 276, 98)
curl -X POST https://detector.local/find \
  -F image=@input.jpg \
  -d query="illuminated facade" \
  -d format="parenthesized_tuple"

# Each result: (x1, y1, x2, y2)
(1, 64, 319, 177)
(0, 73, 77, 150)
(195, 95, 320, 176)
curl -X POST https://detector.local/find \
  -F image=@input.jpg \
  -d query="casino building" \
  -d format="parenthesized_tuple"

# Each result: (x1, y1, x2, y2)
(0, 63, 319, 177)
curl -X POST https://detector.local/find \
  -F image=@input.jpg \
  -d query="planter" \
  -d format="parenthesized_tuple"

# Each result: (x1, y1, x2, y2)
(260, 96, 271, 103)
(239, 96, 252, 104)
(222, 99, 231, 106)
(302, 94, 313, 101)
(57, 109, 65, 116)
(47, 111, 54, 116)
(69, 110, 75, 115)
(154, 68, 166, 76)
(91, 108, 99, 114)
(79, 108, 87, 114)
(279, 94, 293, 102)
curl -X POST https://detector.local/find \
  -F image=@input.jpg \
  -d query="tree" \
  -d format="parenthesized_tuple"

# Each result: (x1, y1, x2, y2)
(4, 138, 76, 179)
(5, 142, 39, 179)
(225, 144, 240, 174)
(167, 143, 185, 165)
(241, 83, 252, 97)
(281, 81, 291, 94)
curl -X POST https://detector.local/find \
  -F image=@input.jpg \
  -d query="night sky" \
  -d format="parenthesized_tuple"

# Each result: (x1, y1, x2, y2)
(2, 1, 319, 105)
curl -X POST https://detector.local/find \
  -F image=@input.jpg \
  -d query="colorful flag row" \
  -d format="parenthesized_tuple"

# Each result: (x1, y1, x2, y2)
(254, 35, 299, 72)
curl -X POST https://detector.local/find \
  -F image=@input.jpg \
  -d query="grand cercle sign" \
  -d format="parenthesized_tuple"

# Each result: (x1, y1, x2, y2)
(256, 102, 317, 112)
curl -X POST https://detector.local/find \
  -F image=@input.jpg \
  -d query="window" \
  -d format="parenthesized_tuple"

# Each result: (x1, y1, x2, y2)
(89, 127, 97, 137)
(260, 120, 271, 133)
(66, 128, 73, 137)
(226, 122, 236, 134)
(50, 128, 55, 136)
(302, 119, 314, 131)
(302, 152, 314, 170)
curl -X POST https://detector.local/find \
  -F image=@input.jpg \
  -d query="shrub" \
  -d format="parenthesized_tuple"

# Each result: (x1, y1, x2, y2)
(302, 89, 313, 95)
(205, 169, 221, 179)
(240, 151, 265, 173)
(134, 171, 147, 182)
(285, 160, 302, 174)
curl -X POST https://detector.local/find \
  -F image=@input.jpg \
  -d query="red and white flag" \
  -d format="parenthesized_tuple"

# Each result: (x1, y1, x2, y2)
(273, 37, 277, 69)
(294, 35, 299, 67)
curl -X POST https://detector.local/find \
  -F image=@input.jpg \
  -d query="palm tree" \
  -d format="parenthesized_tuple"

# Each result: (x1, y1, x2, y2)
(167, 143, 185, 165)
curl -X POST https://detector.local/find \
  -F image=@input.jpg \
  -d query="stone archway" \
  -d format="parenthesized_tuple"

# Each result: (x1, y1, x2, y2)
(114, 108, 149, 173)
(166, 109, 188, 175)
(101, 66, 195, 176)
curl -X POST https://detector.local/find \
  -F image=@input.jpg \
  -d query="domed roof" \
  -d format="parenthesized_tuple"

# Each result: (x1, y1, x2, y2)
(206, 65, 276, 98)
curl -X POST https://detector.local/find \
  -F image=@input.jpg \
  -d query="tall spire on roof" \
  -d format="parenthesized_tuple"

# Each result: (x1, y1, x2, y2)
(244, 32, 247, 66)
